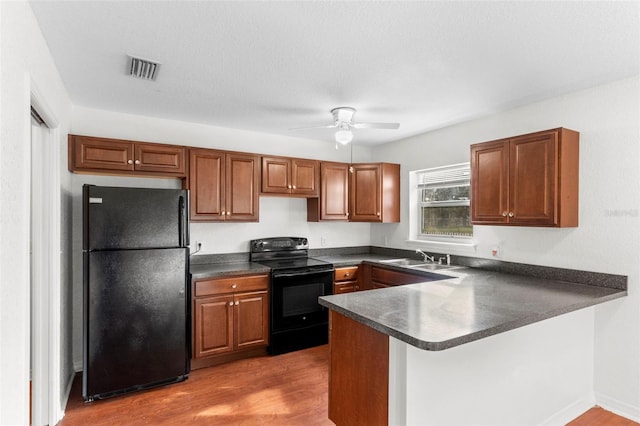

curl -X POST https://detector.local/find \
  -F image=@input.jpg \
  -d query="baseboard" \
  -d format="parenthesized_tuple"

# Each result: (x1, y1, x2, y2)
(58, 369, 76, 422)
(539, 395, 595, 426)
(596, 391, 640, 422)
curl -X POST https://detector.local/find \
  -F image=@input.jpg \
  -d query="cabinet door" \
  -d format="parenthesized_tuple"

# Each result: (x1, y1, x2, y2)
(71, 135, 134, 172)
(188, 149, 225, 221)
(321, 162, 350, 220)
(194, 295, 234, 358)
(134, 143, 186, 176)
(350, 164, 382, 222)
(234, 291, 269, 350)
(509, 131, 558, 226)
(291, 159, 319, 196)
(261, 156, 291, 194)
(226, 153, 260, 221)
(470, 139, 509, 224)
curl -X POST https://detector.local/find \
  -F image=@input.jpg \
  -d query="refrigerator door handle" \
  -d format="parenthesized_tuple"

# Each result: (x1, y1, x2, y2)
(178, 195, 189, 247)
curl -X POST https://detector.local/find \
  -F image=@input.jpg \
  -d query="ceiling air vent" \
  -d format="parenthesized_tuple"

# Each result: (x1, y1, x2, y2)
(128, 55, 160, 81)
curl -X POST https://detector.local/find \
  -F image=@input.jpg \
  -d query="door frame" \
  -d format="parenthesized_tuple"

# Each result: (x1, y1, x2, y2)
(30, 83, 62, 425)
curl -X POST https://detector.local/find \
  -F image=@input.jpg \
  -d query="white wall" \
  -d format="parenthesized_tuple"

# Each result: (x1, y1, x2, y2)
(391, 308, 596, 425)
(0, 2, 73, 424)
(68, 106, 374, 367)
(372, 76, 640, 418)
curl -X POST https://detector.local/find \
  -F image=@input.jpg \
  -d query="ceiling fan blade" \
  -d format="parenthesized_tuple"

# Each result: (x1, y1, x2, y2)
(352, 122, 400, 130)
(289, 124, 338, 131)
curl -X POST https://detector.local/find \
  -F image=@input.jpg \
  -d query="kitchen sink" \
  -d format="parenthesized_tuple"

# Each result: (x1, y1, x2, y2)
(409, 263, 455, 271)
(379, 258, 426, 266)
(379, 258, 456, 271)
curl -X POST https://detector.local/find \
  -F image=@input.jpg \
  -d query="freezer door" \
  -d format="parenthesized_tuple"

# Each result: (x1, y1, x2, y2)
(83, 185, 189, 250)
(83, 248, 189, 400)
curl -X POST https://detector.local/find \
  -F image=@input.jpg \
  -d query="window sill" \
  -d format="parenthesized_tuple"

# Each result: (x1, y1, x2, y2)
(405, 239, 477, 256)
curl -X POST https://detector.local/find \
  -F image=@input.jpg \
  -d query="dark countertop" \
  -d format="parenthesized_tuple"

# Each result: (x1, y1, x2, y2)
(319, 266, 626, 351)
(189, 253, 397, 280)
(190, 262, 271, 280)
(312, 254, 397, 267)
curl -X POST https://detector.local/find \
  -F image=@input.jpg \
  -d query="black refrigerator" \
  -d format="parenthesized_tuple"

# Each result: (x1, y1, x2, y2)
(82, 184, 190, 402)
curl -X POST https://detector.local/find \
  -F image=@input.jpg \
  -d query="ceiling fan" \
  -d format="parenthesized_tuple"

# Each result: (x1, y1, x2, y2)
(292, 107, 400, 145)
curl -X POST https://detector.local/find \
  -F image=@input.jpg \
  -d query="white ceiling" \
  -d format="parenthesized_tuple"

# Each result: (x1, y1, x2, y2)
(29, 1, 640, 146)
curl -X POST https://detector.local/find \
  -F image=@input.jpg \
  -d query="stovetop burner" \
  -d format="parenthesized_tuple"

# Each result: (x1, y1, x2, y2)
(249, 237, 332, 272)
(256, 257, 332, 271)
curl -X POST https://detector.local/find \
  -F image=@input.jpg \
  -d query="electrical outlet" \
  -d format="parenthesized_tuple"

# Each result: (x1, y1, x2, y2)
(320, 236, 327, 247)
(491, 245, 501, 258)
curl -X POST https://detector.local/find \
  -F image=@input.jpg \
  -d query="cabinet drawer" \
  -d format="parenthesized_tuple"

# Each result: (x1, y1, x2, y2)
(334, 281, 357, 294)
(334, 266, 358, 282)
(371, 267, 425, 286)
(195, 274, 269, 297)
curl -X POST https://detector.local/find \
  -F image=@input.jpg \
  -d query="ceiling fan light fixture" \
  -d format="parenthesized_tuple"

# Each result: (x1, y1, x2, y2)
(335, 129, 353, 145)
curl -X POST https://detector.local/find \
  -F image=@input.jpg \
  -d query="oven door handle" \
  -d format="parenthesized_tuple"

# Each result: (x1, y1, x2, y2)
(272, 269, 330, 279)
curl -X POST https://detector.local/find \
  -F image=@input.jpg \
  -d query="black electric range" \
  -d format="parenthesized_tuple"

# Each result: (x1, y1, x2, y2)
(250, 237, 334, 354)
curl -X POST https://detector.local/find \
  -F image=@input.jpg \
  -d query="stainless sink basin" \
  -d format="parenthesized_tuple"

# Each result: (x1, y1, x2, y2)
(379, 258, 456, 271)
(379, 258, 426, 266)
(409, 263, 455, 271)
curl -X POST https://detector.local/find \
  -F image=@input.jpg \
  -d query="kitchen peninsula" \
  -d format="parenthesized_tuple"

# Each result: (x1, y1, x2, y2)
(319, 265, 626, 426)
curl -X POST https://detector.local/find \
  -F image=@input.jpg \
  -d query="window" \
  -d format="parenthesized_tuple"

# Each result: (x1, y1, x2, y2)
(416, 163, 472, 239)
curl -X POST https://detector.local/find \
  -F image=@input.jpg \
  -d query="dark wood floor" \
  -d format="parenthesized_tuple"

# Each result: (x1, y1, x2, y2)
(567, 406, 639, 426)
(60, 345, 332, 425)
(60, 344, 637, 425)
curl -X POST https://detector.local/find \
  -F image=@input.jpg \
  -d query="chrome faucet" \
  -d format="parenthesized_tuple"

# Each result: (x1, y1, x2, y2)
(416, 249, 435, 263)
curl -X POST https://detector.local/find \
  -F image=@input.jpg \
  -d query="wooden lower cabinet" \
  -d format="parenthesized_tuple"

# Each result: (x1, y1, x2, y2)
(329, 310, 389, 426)
(333, 266, 360, 294)
(192, 274, 269, 368)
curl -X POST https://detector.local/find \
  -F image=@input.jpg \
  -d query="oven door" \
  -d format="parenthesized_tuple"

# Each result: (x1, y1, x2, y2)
(271, 268, 333, 332)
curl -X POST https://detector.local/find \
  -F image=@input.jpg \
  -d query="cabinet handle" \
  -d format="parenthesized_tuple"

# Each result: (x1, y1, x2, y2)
(344, 273, 350, 277)
(288, 184, 292, 189)
(235, 301, 239, 306)
(226, 212, 230, 216)
(355, 285, 359, 290)
(228, 301, 233, 306)
(508, 212, 514, 217)
(134, 159, 141, 165)
(376, 212, 381, 216)
(221, 211, 226, 216)
(502, 211, 508, 217)
(292, 185, 296, 189)
(231, 284, 237, 289)
(127, 160, 133, 165)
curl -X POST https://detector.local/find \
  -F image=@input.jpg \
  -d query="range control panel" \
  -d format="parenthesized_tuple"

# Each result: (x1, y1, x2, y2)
(250, 237, 309, 253)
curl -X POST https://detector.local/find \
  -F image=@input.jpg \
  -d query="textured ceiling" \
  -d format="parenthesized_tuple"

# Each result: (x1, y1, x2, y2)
(29, 1, 640, 146)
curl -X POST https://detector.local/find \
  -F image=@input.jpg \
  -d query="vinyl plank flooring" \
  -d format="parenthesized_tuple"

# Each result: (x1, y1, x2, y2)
(60, 345, 332, 425)
(567, 406, 638, 426)
(59, 344, 637, 426)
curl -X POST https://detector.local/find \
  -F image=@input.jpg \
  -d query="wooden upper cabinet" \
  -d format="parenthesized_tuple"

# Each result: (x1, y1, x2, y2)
(187, 148, 259, 222)
(307, 162, 350, 221)
(349, 163, 400, 223)
(68, 134, 186, 177)
(471, 127, 579, 227)
(261, 156, 319, 197)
